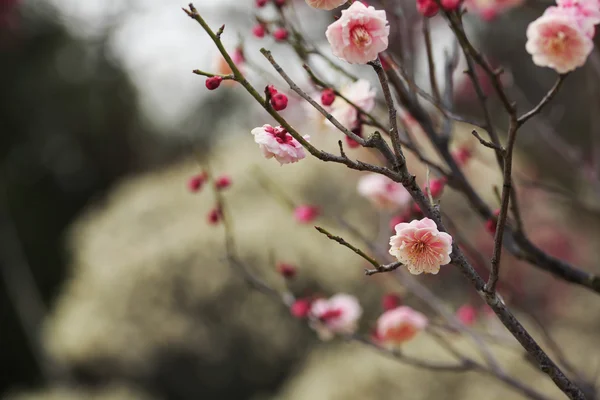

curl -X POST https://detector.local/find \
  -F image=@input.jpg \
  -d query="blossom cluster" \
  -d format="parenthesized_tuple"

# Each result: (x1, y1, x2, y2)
(526, 0, 600, 73)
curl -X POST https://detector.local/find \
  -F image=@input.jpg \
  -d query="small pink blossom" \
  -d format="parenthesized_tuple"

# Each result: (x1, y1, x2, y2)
(310, 293, 362, 340)
(305, 0, 347, 10)
(456, 304, 477, 326)
(526, 11, 593, 73)
(325, 1, 390, 64)
(376, 306, 428, 346)
(328, 79, 376, 130)
(251, 124, 309, 165)
(291, 298, 312, 318)
(382, 293, 402, 311)
(294, 205, 319, 223)
(464, 0, 523, 21)
(555, 0, 600, 35)
(389, 218, 453, 275)
(357, 173, 411, 210)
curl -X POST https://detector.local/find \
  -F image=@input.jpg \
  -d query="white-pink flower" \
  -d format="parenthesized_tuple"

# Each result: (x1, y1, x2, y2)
(525, 11, 593, 73)
(389, 217, 453, 275)
(309, 293, 362, 340)
(325, 2, 390, 64)
(376, 306, 428, 346)
(251, 124, 309, 165)
(305, 0, 347, 10)
(556, 0, 600, 34)
(357, 173, 411, 210)
(328, 79, 376, 130)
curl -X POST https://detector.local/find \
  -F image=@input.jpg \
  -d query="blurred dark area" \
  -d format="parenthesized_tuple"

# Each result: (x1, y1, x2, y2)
(0, 0, 189, 394)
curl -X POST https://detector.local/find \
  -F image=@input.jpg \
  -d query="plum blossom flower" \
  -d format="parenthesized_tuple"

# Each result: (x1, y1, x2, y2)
(325, 2, 390, 64)
(464, 0, 523, 21)
(328, 79, 376, 130)
(555, 0, 600, 34)
(376, 306, 428, 346)
(357, 173, 411, 210)
(526, 11, 593, 73)
(389, 217, 453, 275)
(310, 293, 362, 340)
(251, 124, 309, 165)
(456, 304, 477, 326)
(305, 0, 347, 10)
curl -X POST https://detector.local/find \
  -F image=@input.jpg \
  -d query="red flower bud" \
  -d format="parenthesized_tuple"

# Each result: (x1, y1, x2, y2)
(273, 27, 289, 42)
(321, 89, 336, 106)
(290, 298, 311, 318)
(382, 293, 402, 311)
(252, 24, 266, 38)
(416, 0, 439, 17)
(277, 262, 297, 278)
(270, 92, 288, 111)
(188, 172, 208, 193)
(205, 76, 223, 90)
(215, 175, 232, 190)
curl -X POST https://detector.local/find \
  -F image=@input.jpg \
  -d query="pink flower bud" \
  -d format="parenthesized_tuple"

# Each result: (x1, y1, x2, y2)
(273, 27, 289, 42)
(252, 24, 266, 38)
(382, 293, 402, 311)
(321, 89, 336, 106)
(207, 207, 222, 225)
(485, 209, 500, 235)
(452, 147, 472, 166)
(416, 0, 439, 17)
(215, 175, 232, 190)
(277, 262, 297, 278)
(389, 214, 407, 231)
(428, 177, 447, 198)
(345, 136, 360, 149)
(188, 172, 208, 193)
(267, 84, 278, 96)
(456, 304, 477, 326)
(291, 298, 312, 318)
(441, 0, 461, 10)
(256, 0, 267, 7)
(205, 76, 223, 90)
(270, 92, 288, 111)
(294, 205, 319, 223)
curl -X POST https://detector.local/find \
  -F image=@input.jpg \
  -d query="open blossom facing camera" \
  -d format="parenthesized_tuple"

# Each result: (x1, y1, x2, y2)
(357, 173, 411, 210)
(325, 2, 390, 64)
(310, 294, 362, 340)
(305, 0, 347, 10)
(251, 124, 309, 165)
(376, 306, 428, 346)
(526, 10, 594, 73)
(389, 218, 453, 275)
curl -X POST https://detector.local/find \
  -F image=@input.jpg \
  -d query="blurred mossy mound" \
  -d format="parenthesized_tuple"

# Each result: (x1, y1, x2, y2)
(16, 133, 596, 399)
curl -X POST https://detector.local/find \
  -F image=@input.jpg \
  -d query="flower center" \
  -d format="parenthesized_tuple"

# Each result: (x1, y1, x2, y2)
(546, 30, 567, 54)
(412, 240, 427, 254)
(320, 308, 343, 322)
(350, 26, 372, 48)
(272, 126, 293, 144)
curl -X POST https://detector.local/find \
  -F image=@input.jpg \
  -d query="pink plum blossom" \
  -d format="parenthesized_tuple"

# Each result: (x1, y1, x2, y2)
(456, 304, 477, 326)
(464, 0, 523, 21)
(555, 0, 600, 34)
(325, 1, 390, 64)
(526, 11, 593, 73)
(310, 293, 362, 340)
(251, 124, 309, 165)
(305, 0, 347, 10)
(389, 217, 453, 275)
(376, 306, 428, 346)
(328, 79, 376, 130)
(294, 205, 319, 223)
(357, 173, 412, 210)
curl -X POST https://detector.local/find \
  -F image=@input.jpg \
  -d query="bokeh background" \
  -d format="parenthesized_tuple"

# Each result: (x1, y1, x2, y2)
(2, 0, 600, 399)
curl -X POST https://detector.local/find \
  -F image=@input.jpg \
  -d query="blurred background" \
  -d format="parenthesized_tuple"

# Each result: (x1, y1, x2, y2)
(2, 0, 600, 399)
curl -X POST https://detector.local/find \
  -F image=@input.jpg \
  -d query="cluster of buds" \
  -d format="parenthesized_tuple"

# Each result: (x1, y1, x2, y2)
(187, 172, 232, 226)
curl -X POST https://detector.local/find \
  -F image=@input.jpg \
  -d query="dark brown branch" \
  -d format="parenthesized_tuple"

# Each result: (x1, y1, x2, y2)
(471, 129, 505, 152)
(517, 74, 568, 127)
